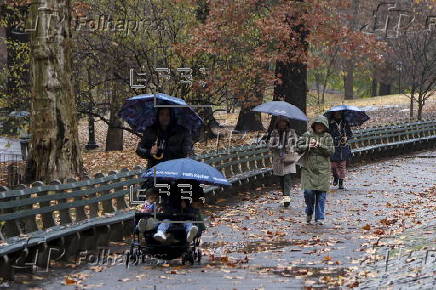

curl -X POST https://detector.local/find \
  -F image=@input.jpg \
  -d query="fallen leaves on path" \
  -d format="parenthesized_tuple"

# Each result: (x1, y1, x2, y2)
(362, 224, 371, 230)
(63, 272, 89, 286)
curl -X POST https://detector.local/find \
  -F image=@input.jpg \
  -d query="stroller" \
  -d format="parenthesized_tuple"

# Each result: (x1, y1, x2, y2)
(126, 179, 205, 266)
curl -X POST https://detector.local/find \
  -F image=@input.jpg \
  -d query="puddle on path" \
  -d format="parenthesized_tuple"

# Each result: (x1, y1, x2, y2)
(202, 239, 331, 254)
(265, 265, 348, 278)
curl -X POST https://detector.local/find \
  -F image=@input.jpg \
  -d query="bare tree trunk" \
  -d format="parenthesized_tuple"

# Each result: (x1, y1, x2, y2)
(234, 71, 264, 132)
(409, 93, 414, 120)
(235, 105, 263, 132)
(417, 93, 423, 120)
(314, 72, 322, 104)
(343, 59, 354, 99)
(26, 0, 83, 183)
(196, 97, 218, 141)
(198, 105, 219, 128)
(235, 82, 264, 132)
(268, 2, 308, 136)
(106, 81, 124, 151)
(379, 82, 391, 95)
(371, 76, 377, 97)
(0, 27, 7, 66)
(273, 60, 308, 135)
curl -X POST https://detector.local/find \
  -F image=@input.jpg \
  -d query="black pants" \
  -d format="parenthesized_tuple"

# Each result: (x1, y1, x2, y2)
(279, 174, 292, 197)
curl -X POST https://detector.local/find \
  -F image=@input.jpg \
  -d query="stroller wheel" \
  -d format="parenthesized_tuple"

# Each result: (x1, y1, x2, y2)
(125, 252, 130, 268)
(188, 252, 195, 265)
(196, 249, 202, 263)
(133, 248, 141, 266)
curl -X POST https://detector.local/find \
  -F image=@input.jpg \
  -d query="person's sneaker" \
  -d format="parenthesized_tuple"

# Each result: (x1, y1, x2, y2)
(316, 220, 325, 225)
(306, 215, 312, 224)
(333, 177, 339, 186)
(283, 196, 291, 208)
(137, 218, 147, 233)
(186, 226, 199, 243)
(153, 230, 167, 242)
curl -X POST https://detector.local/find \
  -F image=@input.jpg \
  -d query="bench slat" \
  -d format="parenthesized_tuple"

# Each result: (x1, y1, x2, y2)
(0, 188, 130, 222)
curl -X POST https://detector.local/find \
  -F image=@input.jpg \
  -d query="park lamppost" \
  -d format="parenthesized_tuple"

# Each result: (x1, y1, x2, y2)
(85, 101, 99, 150)
(396, 61, 403, 94)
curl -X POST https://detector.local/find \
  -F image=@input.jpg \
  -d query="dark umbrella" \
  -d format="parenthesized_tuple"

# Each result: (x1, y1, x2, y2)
(141, 158, 231, 186)
(252, 101, 308, 122)
(118, 93, 204, 141)
(324, 105, 370, 127)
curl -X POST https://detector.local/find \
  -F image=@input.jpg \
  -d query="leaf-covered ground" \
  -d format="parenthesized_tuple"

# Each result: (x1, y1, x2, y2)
(11, 149, 435, 289)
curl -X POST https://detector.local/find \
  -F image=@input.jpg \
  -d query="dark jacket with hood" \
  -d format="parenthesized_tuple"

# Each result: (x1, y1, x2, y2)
(136, 109, 193, 168)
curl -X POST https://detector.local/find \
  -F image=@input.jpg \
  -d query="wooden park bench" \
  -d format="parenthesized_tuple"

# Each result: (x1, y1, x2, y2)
(0, 119, 435, 279)
(350, 120, 436, 156)
(0, 144, 273, 279)
(352, 119, 436, 138)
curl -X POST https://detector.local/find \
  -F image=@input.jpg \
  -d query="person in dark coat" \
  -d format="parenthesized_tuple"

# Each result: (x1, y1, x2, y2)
(135, 107, 194, 234)
(136, 107, 193, 169)
(329, 111, 353, 189)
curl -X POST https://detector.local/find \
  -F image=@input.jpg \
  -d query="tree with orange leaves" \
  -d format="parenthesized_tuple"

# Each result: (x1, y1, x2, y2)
(176, 0, 386, 133)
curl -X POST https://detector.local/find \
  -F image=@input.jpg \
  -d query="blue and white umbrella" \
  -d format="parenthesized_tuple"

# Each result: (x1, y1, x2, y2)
(252, 101, 308, 122)
(324, 105, 370, 127)
(118, 93, 204, 141)
(141, 158, 231, 186)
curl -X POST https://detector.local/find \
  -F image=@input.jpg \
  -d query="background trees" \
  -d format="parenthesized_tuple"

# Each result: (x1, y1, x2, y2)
(0, 1, 31, 131)
(178, 0, 386, 133)
(0, 0, 434, 183)
(389, 27, 436, 120)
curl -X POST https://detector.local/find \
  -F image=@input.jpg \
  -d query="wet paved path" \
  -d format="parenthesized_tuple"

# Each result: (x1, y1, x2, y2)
(353, 220, 435, 289)
(14, 149, 436, 289)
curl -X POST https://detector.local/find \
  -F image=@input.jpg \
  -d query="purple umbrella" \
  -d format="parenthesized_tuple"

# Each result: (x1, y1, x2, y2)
(118, 93, 204, 141)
